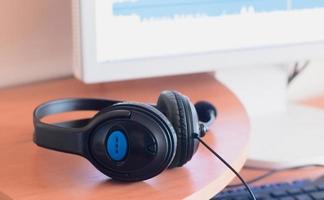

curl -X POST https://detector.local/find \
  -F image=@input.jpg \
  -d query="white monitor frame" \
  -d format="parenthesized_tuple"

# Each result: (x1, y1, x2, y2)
(72, 0, 324, 83)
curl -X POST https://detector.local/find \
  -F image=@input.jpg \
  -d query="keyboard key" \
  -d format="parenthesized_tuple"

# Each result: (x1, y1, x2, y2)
(254, 194, 270, 200)
(311, 191, 324, 199)
(303, 185, 317, 192)
(287, 188, 302, 195)
(317, 184, 324, 190)
(295, 194, 312, 200)
(279, 197, 295, 200)
(233, 197, 249, 200)
(271, 190, 288, 197)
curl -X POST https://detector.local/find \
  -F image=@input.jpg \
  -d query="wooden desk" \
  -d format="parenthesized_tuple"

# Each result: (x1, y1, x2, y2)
(0, 74, 250, 200)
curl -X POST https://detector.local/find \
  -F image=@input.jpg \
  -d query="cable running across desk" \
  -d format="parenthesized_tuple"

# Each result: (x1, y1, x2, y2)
(195, 136, 256, 200)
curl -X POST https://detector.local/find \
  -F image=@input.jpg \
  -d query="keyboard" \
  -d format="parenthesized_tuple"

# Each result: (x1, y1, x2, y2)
(213, 176, 324, 200)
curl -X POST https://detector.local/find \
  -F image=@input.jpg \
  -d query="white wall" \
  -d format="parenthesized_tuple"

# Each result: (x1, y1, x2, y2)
(0, 0, 73, 88)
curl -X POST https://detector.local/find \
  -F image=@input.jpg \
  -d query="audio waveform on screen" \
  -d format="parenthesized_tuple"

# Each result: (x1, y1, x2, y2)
(113, 0, 324, 20)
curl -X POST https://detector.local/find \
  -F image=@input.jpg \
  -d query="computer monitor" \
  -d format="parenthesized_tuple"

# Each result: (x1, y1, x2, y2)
(73, 0, 324, 83)
(72, 0, 324, 168)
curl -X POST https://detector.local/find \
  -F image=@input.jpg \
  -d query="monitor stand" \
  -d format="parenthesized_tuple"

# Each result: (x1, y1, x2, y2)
(216, 65, 324, 169)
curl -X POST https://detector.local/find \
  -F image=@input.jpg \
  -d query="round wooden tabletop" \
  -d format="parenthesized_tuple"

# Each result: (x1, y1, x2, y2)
(0, 73, 250, 200)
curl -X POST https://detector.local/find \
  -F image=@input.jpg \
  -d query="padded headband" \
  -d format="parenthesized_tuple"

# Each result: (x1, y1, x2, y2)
(33, 98, 120, 155)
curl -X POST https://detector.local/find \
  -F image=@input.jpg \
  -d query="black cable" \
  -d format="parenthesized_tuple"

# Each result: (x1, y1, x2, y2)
(228, 164, 324, 188)
(288, 60, 310, 85)
(195, 136, 256, 200)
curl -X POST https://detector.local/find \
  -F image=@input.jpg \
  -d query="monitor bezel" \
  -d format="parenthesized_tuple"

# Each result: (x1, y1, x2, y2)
(73, 0, 324, 83)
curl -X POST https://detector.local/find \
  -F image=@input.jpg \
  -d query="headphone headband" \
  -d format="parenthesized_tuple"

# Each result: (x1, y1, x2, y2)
(33, 98, 120, 155)
(34, 98, 120, 119)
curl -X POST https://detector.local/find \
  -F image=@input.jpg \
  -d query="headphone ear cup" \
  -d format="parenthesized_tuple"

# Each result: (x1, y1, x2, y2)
(90, 102, 177, 181)
(157, 91, 199, 168)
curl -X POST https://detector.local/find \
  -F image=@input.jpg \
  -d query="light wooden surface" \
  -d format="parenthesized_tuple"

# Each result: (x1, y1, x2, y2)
(0, 73, 250, 200)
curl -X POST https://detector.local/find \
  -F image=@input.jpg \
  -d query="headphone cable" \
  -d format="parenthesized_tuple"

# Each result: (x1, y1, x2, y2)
(195, 136, 256, 200)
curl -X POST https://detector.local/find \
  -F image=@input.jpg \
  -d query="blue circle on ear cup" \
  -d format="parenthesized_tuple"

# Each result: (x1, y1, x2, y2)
(106, 130, 128, 161)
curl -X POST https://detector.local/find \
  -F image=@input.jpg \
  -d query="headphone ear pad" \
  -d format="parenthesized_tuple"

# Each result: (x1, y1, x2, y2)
(90, 102, 178, 181)
(157, 91, 198, 168)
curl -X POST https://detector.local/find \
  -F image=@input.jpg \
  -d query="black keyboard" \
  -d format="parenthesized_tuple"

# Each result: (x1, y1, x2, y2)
(213, 176, 324, 200)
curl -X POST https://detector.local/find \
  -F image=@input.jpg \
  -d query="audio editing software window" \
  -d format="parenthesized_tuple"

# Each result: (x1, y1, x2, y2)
(95, 0, 324, 62)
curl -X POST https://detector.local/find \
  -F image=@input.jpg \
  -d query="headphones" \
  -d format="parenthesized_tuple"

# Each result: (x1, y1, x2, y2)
(33, 90, 217, 181)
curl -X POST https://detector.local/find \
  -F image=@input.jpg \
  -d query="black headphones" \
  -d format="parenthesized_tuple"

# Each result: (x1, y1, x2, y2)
(33, 90, 217, 181)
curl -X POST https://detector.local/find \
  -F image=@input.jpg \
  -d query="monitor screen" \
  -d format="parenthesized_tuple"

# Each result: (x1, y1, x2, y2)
(95, 0, 324, 63)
